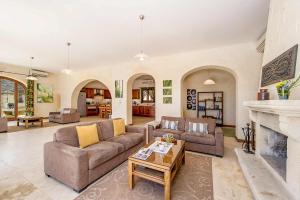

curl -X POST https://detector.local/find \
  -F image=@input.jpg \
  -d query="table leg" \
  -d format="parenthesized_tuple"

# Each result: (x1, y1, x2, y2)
(182, 151, 186, 165)
(41, 119, 44, 127)
(128, 160, 134, 189)
(164, 170, 171, 200)
(17, 120, 19, 127)
(25, 120, 29, 129)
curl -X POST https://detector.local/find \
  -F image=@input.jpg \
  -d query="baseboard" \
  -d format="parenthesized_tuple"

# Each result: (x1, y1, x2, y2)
(222, 124, 236, 127)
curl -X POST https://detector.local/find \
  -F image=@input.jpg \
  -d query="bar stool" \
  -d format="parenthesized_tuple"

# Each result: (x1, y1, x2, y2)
(99, 105, 106, 118)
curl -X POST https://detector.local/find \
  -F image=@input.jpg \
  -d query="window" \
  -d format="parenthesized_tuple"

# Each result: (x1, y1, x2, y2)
(0, 77, 26, 120)
(141, 87, 155, 103)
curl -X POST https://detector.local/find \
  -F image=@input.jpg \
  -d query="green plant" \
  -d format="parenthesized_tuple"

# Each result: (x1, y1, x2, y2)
(276, 75, 300, 99)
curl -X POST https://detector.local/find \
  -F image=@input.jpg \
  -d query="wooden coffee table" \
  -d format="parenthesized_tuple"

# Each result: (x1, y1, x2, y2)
(128, 138, 185, 200)
(17, 116, 43, 129)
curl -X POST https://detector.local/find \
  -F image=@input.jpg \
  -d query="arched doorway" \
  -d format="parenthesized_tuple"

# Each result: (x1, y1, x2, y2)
(71, 79, 112, 119)
(181, 66, 237, 136)
(0, 76, 26, 120)
(127, 74, 156, 125)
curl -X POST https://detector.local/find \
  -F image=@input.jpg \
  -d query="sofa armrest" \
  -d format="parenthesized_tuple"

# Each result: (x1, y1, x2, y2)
(147, 123, 161, 143)
(215, 127, 224, 157)
(44, 142, 89, 191)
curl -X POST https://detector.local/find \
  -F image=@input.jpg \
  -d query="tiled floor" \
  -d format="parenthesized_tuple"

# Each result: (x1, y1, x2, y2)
(0, 118, 253, 200)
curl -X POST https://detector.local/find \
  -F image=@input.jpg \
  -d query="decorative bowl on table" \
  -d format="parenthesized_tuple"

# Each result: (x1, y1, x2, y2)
(161, 134, 177, 144)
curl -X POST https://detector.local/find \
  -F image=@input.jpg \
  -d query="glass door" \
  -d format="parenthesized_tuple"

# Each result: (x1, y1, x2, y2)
(1, 79, 15, 119)
(0, 77, 26, 120)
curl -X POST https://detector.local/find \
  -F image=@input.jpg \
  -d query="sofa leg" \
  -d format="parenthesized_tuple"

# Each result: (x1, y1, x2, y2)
(73, 188, 85, 193)
(45, 173, 50, 177)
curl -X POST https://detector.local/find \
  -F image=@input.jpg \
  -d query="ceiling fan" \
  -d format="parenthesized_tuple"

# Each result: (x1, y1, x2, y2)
(0, 57, 46, 80)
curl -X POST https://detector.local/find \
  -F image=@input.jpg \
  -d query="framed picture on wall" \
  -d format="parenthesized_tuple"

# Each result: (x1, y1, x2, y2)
(37, 83, 54, 103)
(163, 97, 172, 104)
(163, 80, 172, 87)
(115, 80, 123, 98)
(187, 89, 196, 110)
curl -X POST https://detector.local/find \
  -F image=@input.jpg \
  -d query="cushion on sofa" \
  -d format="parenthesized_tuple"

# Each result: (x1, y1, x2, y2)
(107, 132, 144, 150)
(84, 141, 125, 170)
(54, 122, 101, 147)
(113, 119, 125, 136)
(187, 122, 208, 135)
(161, 120, 179, 130)
(185, 118, 216, 134)
(153, 129, 183, 139)
(160, 116, 185, 131)
(76, 124, 100, 148)
(181, 132, 216, 145)
(99, 119, 114, 140)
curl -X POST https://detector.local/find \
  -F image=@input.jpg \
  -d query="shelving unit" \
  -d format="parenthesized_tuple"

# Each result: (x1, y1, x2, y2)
(197, 91, 223, 126)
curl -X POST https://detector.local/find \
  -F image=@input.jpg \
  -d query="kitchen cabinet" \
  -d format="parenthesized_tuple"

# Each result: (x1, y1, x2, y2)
(132, 106, 139, 115)
(104, 89, 111, 99)
(132, 89, 140, 99)
(132, 105, 155, 117)
(86, 88, 94, 98)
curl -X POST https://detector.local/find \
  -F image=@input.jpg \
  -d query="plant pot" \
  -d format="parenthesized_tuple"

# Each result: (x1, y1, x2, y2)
(278, 90, 289, 100)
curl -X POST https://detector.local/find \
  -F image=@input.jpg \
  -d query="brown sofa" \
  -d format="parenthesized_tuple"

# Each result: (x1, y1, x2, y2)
(148, 116, 224, 157)
(0, 117, 8, 133)
(49, 108, 80, 124)
(44, 119, 146, 192)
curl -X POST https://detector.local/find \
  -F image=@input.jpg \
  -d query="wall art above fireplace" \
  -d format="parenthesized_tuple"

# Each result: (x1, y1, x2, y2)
(261, 44, 298, 87)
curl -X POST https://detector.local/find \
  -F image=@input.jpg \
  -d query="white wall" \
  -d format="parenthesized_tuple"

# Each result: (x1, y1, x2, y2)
(183, 68, 236, 126)
(0, 63, 59, 117)
(84, 80, 108, 89)
(263, 0, 300, 99)
(57, 42, 262, 139)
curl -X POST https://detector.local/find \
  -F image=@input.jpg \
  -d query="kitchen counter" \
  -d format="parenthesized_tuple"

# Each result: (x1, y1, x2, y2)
(132, 105, 155, 117)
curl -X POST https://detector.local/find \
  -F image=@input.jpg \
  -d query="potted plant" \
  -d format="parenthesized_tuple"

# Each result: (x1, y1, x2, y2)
(276, 75, 300, 99)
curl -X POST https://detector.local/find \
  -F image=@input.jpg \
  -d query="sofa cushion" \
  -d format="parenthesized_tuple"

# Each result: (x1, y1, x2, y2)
(107, 132, 144, 150)
(186, 122, 209, 135)
(181, 132, 216, 145)
(185, 118, 216, 134)
(160, 116, 185, 131)
(153, 129, 183, 139)
(113, 119, 125, 136)
(84, 141, 125, 170)
(99, 120, 114, 140)
(76, 124, 100, 148)
(54, 122, 101, 147)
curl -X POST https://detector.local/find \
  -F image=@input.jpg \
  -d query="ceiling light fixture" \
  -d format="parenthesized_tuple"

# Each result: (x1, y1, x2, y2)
(26, 57, 38, 81)
(62, 42, 72, 74)
(134, 15, 148, 61)
(203, 70, 216, 85)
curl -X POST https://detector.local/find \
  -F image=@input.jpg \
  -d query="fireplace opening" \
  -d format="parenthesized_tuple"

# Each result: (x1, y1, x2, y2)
(260, 125, 287, 180)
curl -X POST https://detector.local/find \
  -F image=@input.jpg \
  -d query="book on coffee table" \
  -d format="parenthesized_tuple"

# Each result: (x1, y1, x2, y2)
(133, 147, 153, 160)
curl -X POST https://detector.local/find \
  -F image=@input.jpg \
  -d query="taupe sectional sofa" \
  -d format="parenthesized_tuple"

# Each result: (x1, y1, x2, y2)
(148, 116, 224, 157)
(44, 119, 145, 192)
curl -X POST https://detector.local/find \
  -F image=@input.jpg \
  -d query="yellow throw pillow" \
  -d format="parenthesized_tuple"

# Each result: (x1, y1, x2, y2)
(76, 124, 100, 148)
(113, 119, 125, 136)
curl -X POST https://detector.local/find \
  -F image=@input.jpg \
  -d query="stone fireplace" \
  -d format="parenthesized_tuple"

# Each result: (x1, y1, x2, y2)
(242, 100, 300, 199)
(259, 125, 287, 180)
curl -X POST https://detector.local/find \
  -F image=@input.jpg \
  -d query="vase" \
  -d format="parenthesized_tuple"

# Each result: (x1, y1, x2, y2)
(278, 89, 289, 100)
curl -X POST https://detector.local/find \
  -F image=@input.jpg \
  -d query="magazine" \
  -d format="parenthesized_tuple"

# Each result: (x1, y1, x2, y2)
(133, 148, 153, 160)
(149, 141, 173, 154)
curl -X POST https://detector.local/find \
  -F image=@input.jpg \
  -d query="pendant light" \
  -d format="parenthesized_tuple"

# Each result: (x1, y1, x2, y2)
(203, 70, 216, 85)
(26, 57, 38, 81)
(134, 15, 148, 61)
(62, 42, 72, 74)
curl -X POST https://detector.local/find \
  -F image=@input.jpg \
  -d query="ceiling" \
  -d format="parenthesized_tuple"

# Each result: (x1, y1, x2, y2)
(0, 0, 270, 72)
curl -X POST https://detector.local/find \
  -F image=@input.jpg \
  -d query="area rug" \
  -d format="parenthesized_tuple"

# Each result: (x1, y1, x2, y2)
(75, 153, 213, 200)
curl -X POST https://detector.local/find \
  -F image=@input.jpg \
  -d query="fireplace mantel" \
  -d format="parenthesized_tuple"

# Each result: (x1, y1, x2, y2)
(244, 100, 300, 142)
(243, 100, 300, 116)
